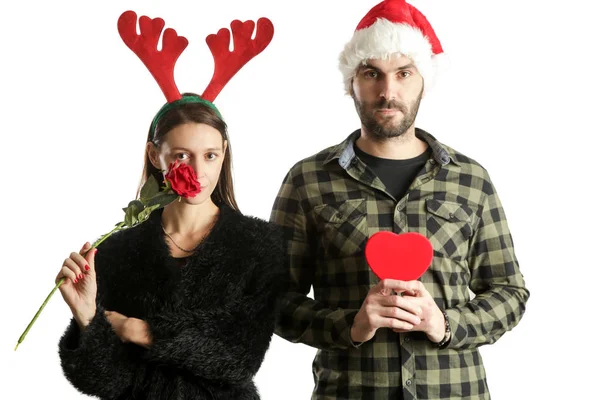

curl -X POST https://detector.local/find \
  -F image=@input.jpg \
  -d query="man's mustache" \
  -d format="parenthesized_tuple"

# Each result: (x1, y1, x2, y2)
(374, 99, 407, 114)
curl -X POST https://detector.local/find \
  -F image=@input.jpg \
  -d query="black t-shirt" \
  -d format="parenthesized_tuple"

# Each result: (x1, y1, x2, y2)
(171, 256, 191, 268)
(354, 143, 431, 199)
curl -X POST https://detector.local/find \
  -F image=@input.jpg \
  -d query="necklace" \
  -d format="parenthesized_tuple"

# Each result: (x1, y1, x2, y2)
(161, 222, 196, 253)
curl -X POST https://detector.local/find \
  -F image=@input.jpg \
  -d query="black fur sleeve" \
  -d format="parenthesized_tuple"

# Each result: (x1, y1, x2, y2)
(58, 305, 136, 398)
(57, 240, 136, 399)
(142, 221, 286, 384)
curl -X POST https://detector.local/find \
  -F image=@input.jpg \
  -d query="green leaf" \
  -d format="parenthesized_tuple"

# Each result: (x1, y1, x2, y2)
(140, 175, 160, 201)
(123, 200, 145, 228)
(162, 178, 172, 192)
(137, 203, 161, 223)
(144, 192, 179, 209)
(128, 199, 145, 213)
(124, 206, 136, 227)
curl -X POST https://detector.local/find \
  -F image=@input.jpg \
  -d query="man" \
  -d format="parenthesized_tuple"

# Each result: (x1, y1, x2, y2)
(270, 1, 529, 399)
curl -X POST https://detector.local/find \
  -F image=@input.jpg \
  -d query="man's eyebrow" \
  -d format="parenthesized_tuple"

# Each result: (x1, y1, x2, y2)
(358, 62, 416, 72)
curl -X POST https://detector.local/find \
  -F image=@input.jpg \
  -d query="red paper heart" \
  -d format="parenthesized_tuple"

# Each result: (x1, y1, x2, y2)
(365, 231, 433, 281)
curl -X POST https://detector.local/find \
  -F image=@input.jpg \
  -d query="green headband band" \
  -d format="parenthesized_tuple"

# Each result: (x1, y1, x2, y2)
(150, 95, 223, 137)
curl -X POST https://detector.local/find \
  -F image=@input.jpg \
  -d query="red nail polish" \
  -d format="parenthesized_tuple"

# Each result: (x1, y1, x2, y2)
(79, 274, 83, 280)
(74, 278, 78, 284)
(94, 248, 98, 254)
(85, 265, 90, 271)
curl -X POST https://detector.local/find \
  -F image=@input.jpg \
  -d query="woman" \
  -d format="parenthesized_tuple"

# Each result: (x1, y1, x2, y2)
(55, 94, 285, 399)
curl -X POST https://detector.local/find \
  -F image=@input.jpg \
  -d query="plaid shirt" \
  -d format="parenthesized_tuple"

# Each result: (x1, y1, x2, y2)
(270, 129, 529, 400)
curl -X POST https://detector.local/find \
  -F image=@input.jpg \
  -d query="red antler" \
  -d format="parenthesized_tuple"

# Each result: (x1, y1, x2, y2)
(118, 11, 188, 103)
(202, 18, 274, 102)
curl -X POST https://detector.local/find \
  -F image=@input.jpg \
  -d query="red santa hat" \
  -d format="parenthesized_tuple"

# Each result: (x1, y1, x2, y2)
(339, 0, 444, 94)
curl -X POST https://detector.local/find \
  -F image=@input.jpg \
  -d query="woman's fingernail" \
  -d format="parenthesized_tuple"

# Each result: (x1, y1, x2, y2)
(94, 249, 98, 254)
(78, 274, 83, 280)
(85, 265, 90, 271)
(74, 278, 78, 284)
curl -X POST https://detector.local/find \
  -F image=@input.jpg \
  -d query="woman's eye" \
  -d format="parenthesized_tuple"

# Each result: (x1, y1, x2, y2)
(365, 70, 378, 79)
(206, 153, 217, 160)
(176, 153, 189, 160)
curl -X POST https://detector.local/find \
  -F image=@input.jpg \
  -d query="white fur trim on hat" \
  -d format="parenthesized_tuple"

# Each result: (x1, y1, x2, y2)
(339, 18, 436, 95)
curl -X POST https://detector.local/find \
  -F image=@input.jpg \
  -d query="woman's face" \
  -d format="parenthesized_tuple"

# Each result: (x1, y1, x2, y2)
(148, 122, 227, 205)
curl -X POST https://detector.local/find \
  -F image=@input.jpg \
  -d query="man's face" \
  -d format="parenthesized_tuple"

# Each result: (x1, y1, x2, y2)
(352, 55, 424, 140)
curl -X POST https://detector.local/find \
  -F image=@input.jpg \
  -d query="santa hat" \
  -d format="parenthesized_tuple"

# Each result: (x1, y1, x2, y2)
(339, 0, 443, 94)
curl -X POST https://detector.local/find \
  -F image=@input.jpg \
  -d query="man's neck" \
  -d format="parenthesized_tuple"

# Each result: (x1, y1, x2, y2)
(356, 126, 428, 160)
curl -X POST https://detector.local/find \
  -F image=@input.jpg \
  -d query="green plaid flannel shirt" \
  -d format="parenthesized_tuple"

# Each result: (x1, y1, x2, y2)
(270, 129, 529, 400)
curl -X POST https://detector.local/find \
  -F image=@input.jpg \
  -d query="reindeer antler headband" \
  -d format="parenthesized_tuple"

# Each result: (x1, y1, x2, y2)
(117, 11, 274, 133)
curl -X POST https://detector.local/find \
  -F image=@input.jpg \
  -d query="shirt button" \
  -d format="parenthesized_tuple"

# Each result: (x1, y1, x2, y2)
(449, 213, 454, 219)
(406, 379, 412, 386)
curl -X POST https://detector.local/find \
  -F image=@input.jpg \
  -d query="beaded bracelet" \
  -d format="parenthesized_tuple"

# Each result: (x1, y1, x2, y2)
(437, 310, 451, 348)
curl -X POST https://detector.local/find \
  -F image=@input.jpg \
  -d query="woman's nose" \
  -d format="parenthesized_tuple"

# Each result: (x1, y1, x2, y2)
(190, 159, 206, 179)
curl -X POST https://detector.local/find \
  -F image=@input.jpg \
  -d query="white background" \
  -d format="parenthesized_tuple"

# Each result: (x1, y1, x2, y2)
(1, 0, 598, 399)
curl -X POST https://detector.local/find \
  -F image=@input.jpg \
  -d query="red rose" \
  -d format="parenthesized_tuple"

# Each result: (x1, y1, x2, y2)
(165, 161, 201, 198)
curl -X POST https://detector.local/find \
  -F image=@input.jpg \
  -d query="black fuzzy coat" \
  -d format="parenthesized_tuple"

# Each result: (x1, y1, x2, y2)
(58, 205, 285, 400)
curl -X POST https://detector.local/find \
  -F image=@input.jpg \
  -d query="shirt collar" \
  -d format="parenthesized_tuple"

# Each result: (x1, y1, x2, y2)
(324, 128, 460, 168)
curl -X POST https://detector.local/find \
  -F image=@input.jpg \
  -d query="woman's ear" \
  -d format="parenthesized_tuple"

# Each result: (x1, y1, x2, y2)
(146, 142, 161, 169)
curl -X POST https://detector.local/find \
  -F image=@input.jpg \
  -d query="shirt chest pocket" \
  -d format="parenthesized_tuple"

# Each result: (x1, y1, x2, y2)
(425, 199, 475, 261)
(313, 199, 368, 259)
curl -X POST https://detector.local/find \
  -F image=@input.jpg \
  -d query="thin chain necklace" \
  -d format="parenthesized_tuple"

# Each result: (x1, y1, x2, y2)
(161, 222, 196, 253)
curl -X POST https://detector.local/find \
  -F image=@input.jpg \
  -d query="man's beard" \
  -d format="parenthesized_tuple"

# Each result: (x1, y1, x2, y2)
(354, 89, 423, 141)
